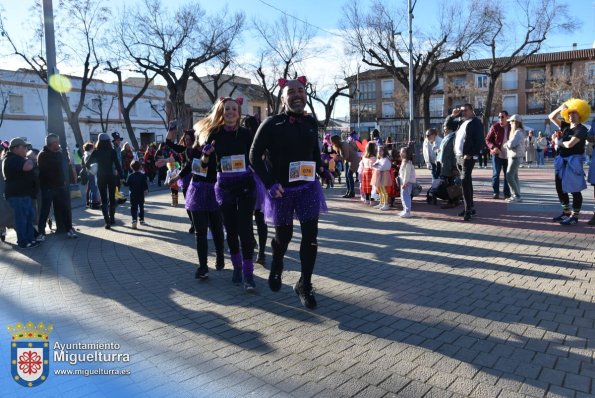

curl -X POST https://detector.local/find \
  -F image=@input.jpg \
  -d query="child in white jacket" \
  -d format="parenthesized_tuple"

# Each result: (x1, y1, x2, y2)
(398, 146, 417, 217)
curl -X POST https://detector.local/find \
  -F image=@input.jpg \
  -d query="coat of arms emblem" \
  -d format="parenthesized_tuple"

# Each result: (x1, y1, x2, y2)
(8, 321, 53, 387)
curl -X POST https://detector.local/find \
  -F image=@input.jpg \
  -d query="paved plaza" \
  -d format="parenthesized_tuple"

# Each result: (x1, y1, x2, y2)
(0, 167, 594, 398)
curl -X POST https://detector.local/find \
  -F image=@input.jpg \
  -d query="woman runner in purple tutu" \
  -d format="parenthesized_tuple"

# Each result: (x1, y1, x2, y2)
(250, 76, 327, 309)
(197, 97, 259, 291)
(169, 127, 225, 280)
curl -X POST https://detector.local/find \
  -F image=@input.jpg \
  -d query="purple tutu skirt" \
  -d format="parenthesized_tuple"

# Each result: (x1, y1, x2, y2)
(185, 181, 219, 212)
(178, 173, 192, 192)
(264, 181, 328, 226)
(214, 171, 260, 206)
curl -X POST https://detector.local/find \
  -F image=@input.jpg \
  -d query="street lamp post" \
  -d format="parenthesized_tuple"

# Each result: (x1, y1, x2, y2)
(42, 0, 67, 150)
(408, 0, 414, 143)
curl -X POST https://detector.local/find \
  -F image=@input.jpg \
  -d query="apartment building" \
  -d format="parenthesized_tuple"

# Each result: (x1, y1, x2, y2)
(348, 48, 595, 140)
(0, 68, 168, 150)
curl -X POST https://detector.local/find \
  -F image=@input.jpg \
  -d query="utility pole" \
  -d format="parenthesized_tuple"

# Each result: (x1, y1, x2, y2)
(408, 0, 414, 143)
(356, 65, 361, 134)
(43, 0, 67, 149)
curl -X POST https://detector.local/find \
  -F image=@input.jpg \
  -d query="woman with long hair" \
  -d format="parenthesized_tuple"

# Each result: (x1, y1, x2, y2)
(169, 126, 225, 279)
(197, 97, 258, 290)
(84, 133, 123, 229)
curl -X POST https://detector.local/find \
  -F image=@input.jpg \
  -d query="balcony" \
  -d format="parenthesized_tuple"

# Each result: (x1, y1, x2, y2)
(525, 79, 544, 89)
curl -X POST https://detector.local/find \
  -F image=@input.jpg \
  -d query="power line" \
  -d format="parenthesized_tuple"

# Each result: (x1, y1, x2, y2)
(256, 0, 342, 37)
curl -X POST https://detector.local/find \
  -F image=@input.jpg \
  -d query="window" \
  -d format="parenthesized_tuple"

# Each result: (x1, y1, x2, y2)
(474, 96, 486, 112)
(586, 63, 595, 82)
(526, 67, 545, 88)
(382, 102, 395, 117)
(587, 89, 595, 108)
(475, 74, 489, 89)
(252, 106, 262, 119)
(351, 102, 377, 122)
(502, 69, 518, 90)
(551, 64, 571, 79)
(8, 94, 23, 113)
(549, 90, 571, 108)
(452, 75, 467, 88)
(381, 79, 394, 98)
(434, 77, 444, 91)
(502, 95, 517, 115)
(357, 80, 376, 100)
(527, 93, 544, 113)
(89, 132, 99, 143)
(91, 97, 101, 111)
(429, 96, 444, 117)
(129, 103, 137, 116)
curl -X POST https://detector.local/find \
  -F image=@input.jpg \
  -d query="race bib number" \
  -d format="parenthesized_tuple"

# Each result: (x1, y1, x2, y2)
(191, 158, 207, 177)
(220, 155, 246, 173)
(288, 161, 316, 182)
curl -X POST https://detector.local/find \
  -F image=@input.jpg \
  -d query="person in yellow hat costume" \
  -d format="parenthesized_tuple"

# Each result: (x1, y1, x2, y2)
(548, 98, 590, 225)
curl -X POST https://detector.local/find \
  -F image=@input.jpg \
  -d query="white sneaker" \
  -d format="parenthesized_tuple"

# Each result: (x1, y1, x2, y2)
(364, 200, 370, 205)
(66, 230, 78, 239)
(399, 211, 412, 218)
(380, 205, 391, 211)
(507, 196, 522, 203)
(36, 234, 46, 242)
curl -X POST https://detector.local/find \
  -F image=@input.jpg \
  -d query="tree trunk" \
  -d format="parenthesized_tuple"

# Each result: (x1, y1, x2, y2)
(121, 108, 140, 150)
(66, 112, 84, 149)
(483, 76, 498, 135)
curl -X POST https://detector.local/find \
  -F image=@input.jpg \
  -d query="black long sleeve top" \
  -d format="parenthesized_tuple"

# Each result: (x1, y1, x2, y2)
(205, 126, 252, 173)
(444, 115, 484, 157)
(177, 146, 217, 183)
(249, 112, 322, 188)
(85, 148, 123, 179)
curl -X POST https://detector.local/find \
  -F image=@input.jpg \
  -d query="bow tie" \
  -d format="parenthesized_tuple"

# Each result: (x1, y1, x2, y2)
(288, 115, 303, 124)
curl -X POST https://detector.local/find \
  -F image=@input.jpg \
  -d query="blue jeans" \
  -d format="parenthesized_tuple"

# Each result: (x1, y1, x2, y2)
(87, 175, 99, 204)
(430, 162, 439, 182)
(345, 163, 355, 194)
(7, 196, 36, 247)
(536, 149, 544, 166)
(401, 184, 413, 213)
(491, 156, 510, 197)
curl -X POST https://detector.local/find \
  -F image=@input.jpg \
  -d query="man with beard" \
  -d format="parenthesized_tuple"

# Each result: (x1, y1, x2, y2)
(250, 76, 327, 309)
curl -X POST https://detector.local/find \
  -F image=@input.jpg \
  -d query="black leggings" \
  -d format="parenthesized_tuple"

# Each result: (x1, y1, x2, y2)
(191, 210, 225, 268)
(182, 188, 193, 227)
(555, 174, 583, 211)
(271, 219, 319, 285)
(97, 175, 116, 223)
(220, 196, 256, 260)
(254, 210, 267, 255)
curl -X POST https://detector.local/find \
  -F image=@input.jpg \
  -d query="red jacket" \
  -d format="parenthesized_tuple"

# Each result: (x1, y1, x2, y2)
(485, 122, 509, 153)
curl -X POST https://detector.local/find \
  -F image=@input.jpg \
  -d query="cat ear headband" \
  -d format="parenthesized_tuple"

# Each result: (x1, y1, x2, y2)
(278, 76, 307, 89)
(219, 96, 243, 106)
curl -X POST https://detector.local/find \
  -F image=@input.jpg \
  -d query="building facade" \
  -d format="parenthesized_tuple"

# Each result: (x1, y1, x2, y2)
(348, 48, 595, 141)
(185, 75, 268, 121)
(0, 69, 168, 150)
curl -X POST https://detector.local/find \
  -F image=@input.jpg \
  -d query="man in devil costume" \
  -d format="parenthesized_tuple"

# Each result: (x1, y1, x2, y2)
(250, 76, 327, 309)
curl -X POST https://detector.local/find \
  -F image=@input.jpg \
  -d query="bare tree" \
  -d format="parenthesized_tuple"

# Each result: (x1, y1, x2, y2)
(461, 0, 575, 133)
(105, 61, 156, 149)
(0, 88, 9, 129)
(341, 0, 493, 134)
(190, 54, 238, 104)
(149, 100, 168, 130)
(83, 93, 116, 133)
(305, 82, 351, 128)
(252, 15, 314, 116)
(118, 0, 244, 137)
(0, 0, 110, 148)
